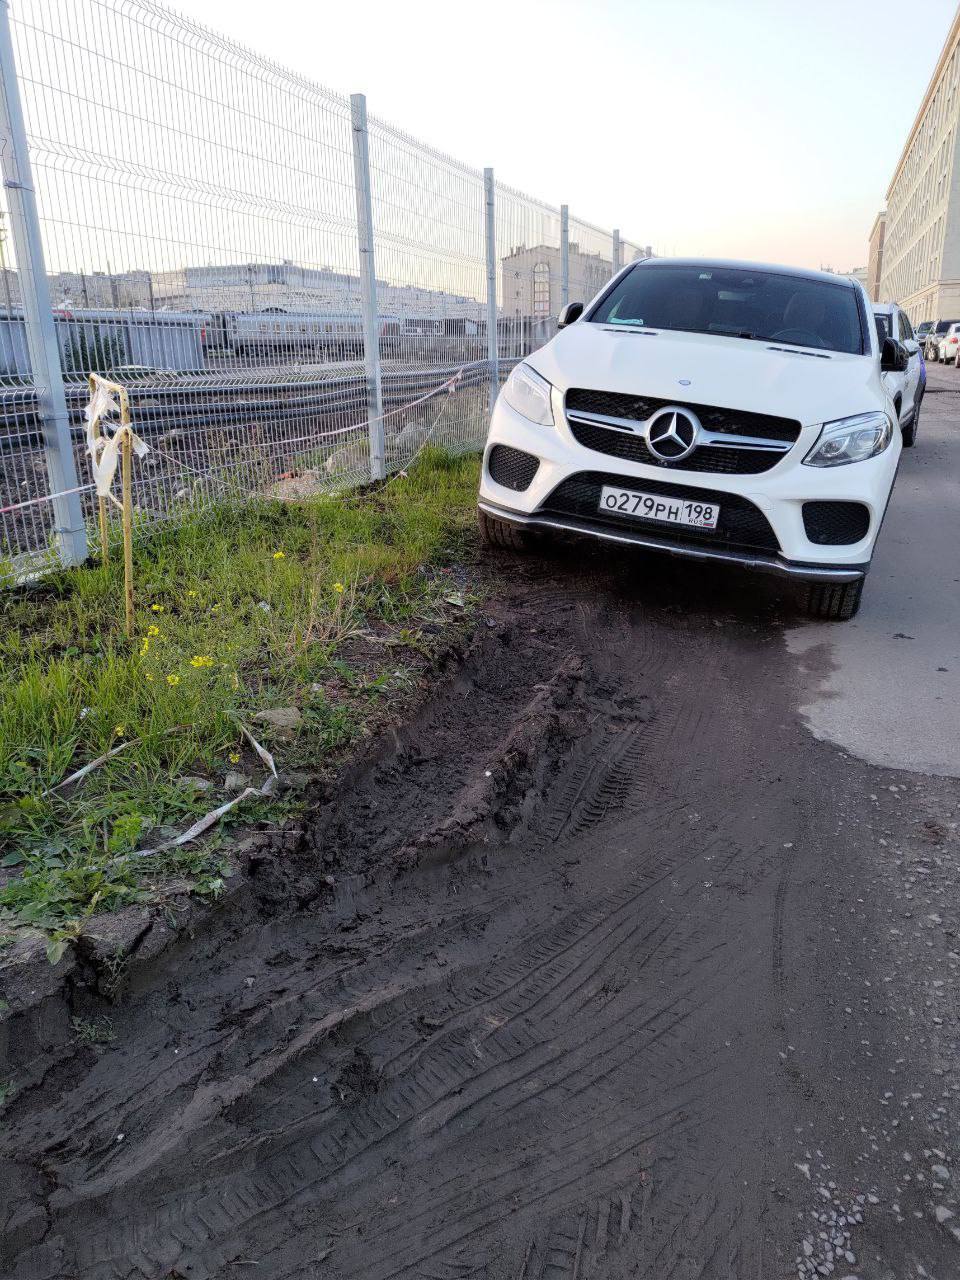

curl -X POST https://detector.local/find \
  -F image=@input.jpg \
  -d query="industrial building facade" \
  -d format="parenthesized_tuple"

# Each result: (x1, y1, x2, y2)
(878, 6, 960, 321)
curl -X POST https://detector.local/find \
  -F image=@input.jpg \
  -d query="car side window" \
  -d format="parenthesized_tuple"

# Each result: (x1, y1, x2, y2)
(900, 313, 914, 341)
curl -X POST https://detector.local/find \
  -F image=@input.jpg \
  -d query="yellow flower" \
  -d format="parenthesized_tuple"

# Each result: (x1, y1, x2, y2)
(333, 581, 345, 594)
(229, 752, 240, 764)
(151, 604, 164, 613)
(272, 550, 285, 560)
(114, 725, 125, 736)
(140, 638, 150, 656)
(166, 673, 180, 686)
(187, 589, 197, 598)
(190, 655, 213, 668)
(211, 604, 221, 614)
(147, 625, 160, 638)
(145, 673, 154, 683)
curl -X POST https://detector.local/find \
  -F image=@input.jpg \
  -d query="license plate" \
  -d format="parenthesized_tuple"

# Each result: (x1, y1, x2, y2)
(599, 485, 720, 530)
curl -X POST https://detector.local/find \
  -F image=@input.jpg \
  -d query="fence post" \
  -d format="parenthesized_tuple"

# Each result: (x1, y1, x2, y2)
(483, 167, 499, 412)
(612, 228, 621, 276)
(0, 0, 86, 567)
(560, 204, 569, 310)
(350, 92, 385, 481)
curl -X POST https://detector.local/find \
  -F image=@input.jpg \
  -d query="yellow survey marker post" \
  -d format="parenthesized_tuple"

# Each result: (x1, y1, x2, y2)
(85, 373, 149, 639)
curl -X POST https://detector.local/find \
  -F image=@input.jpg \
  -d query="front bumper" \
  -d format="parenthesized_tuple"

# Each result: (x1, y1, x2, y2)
(478, 498, 864, 583)
(479, 394, 901, 582)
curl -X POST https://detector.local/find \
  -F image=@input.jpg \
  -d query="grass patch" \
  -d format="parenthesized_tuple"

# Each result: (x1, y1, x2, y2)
(0, 449, 481, 939)
(71, 1015, 116, 1046)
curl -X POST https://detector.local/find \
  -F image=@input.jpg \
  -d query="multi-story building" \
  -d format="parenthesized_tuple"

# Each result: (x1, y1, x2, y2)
(151, 260, 480, 321)
(501, 242, 650, 321)
(867, 212, 886, 302)
(878, 5, 960, 321)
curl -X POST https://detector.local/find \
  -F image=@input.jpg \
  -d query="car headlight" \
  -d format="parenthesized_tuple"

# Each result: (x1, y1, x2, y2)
(803, 411, 893, 467)
(500, 362, 555, 427)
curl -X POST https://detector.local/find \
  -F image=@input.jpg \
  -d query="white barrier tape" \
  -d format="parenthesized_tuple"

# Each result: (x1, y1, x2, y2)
(0, 482, 96, 518)
(238, 720, 278, 779)
(382, 397, 452, 491)
(208, 366, 468, 455)
(42, 736, 143, 796)
(6, 368, 469, 520)
(117, 721, 278, 863)
(84, 381, 150, 505)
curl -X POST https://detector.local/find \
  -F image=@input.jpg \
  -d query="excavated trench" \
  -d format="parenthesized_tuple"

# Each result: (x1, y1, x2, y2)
(3, 546, 960, 1280)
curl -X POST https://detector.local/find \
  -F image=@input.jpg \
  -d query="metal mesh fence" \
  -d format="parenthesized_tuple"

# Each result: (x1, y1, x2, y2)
(0, 0, 649, 585)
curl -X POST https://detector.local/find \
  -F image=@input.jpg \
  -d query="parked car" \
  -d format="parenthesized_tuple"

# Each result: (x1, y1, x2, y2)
(924, 318, 960, 361)
(873, 302, 923, 447)
(479, 258, 906, 621)
(915, 320, 934, 344)
(940, 321, 960, 366)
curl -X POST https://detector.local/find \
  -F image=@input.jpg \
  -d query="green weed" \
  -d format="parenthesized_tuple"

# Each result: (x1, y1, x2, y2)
(0, 449, 481, 937)
(71, 1015, 116, 1045)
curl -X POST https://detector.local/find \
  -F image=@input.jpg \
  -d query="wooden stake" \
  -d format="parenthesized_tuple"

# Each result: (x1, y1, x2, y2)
(121, 427, 133, 639)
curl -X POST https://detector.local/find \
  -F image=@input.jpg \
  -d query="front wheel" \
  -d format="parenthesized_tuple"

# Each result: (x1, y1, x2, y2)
(805, 578, 864, 621)
(477, 507, 534, 553)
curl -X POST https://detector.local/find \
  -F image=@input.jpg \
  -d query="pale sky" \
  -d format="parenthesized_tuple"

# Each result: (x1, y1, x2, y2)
(167, 0, 958, 272)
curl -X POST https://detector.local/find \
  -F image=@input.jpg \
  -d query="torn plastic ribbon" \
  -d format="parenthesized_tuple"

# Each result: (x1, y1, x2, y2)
(84, 380, 150, 507)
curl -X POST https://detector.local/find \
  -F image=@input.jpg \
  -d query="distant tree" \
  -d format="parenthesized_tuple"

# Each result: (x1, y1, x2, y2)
(62, 325, 127, 374)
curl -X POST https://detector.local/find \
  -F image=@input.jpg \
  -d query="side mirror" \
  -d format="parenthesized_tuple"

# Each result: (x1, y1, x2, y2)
(558, 301, 584, 329)
(903, 339, 919, 356)
(880, 336, 909, 373)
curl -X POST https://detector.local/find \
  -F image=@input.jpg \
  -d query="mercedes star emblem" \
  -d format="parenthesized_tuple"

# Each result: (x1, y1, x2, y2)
(645, 407, 701, 462)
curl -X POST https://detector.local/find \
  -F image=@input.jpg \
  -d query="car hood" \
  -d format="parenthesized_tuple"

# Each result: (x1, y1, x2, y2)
(527, 324, 882, 428)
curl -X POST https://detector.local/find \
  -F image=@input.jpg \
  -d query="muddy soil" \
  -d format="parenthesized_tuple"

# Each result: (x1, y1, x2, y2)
(3, 546, 960, 1280)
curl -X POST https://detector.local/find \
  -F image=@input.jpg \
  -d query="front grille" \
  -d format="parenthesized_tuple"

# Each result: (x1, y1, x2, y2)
(487, 444, 539, 491)
(541, 471, 780, 553)
(565, 387, 801, 443)
(802, 501, 870, 545)
(568, 416, 785, 475)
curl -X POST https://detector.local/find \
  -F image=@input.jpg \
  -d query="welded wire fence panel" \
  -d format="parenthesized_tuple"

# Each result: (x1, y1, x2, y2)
(0, 0, 647, 586)
(496, 183, 562, 363)
(365, 116, 489, 470)
(621, 238, 649, 267)
(568, 216, 616, 308)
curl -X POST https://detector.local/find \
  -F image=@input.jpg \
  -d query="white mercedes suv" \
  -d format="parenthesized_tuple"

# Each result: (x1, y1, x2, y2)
(478, 258, 906, 620)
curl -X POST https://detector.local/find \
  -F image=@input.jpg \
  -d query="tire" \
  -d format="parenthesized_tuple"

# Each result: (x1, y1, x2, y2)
(903, 392, 920, 446)
(805, 578, 864, 621)
(477, 507, 533, 553)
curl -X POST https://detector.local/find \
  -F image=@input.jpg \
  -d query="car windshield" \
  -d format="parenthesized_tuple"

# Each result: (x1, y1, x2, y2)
(589, 264, 865, 355)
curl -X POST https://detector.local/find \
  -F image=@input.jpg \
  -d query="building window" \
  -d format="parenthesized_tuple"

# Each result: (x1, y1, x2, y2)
(532, 261, 550, 314)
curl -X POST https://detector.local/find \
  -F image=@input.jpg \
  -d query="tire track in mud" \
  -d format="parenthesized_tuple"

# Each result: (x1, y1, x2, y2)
(41, 856, 728, 1278)
(1, 557, 859, 1280)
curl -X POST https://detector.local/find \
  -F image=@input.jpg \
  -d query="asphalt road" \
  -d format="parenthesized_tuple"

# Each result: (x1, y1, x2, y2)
(2, 380, 960, 1280)
(787, 361, 960, 777)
